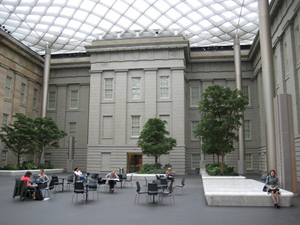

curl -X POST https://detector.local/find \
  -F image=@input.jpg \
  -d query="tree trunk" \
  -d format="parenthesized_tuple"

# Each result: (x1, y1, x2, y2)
(155, 156, 158, 169)
(17, 154, 20, 169)
(37, 149, 43, 168)
(217, 155, 220, 164)
(213, 154, 215, 163)
(221, 151, 225, 173)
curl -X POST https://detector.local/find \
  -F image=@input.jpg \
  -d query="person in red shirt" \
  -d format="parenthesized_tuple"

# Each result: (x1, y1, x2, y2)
(21, 171, 38, 200)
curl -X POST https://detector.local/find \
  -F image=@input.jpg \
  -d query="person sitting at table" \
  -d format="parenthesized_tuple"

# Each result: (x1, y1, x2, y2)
(37, 169, 49, 189)
(21, 171, 38, 200)
(166, 167, 175, 181)
(74, 167, 87, 183)
(105, 171, 119, 193)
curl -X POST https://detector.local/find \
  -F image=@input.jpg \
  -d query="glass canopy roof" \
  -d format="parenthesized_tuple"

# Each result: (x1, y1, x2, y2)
(0, 0, 262, 55)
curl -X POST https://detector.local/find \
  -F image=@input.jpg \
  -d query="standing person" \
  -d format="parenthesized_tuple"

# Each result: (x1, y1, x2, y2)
(266, 169, 280, 208)
(21, 171, 38, 200)
(105, 171, 119, 193)
(74, 167, 87, 183)
(166, 167, 175, 181)
(37, 169, 49, 189)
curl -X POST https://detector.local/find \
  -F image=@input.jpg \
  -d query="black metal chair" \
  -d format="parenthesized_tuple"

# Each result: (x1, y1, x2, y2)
(147, 183, 159, 203)
(174, 177, 186, 194)
(72, 181, 86, 203)
(161, 181, 175, 204)
(66, 175, 74, 191)
(124, 174, 133, 187)
(88, 179, 99, 200)
(51, 175, 64, 192)
(160, 178, 168, 191)
(143, 177, 148, 190)
(135, 181, 147, 203)
(91, 173, 99, 180)
(44, 179, 55, 199)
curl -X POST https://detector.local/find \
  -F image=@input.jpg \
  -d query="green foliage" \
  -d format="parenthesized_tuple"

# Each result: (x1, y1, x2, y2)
(194, 84, 248, 173)
(39, 161, 54, 169)
(0, 113, 36, 169)
(137, 118, 177, 169)
(136, 163, 171, 174)
(206, 163, 238, 176)
(1, 163, 18, 170)
(20, 160, 38, 170)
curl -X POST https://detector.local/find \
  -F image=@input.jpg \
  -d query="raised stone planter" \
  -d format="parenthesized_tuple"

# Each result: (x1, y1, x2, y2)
(0, 169, 64, 177)
(201, 170, 295, 207)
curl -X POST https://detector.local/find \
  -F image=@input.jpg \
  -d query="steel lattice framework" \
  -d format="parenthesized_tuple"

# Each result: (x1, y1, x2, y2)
(0, 0, 262, 55)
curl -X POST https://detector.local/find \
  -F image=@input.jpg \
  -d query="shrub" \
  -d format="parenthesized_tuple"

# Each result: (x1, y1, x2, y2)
(39, 161, 54, 169)
(206, 163, 238, 176)
(20, 160, 38, 170)
(1, 163, 18, 170)
(136, 163, 171, 174)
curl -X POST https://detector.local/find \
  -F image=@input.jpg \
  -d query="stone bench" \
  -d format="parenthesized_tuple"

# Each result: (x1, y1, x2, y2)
(201, 171, 295, 207)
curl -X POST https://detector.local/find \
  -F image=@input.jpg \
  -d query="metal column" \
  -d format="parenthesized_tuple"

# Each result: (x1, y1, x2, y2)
(234, 34, 246, 175)
(258, 0, 277, 171)
(42, 45, 51, 117)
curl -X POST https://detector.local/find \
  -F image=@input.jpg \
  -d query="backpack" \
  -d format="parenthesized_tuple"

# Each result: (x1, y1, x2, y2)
(35, 188, 44, 200)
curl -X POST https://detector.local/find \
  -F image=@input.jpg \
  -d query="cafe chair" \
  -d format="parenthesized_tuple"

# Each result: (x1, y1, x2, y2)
(72, 181, 86, 203)
(147, 183, 159, 203)
(124, 174, 133, 187)
(66, 175, 74, 191)
(91, 173, 99, 180)
(88, 179, 99, 200)
(134, 181, 147, 204)
(161, 181, 175, 204)
(97, 177, 108, 192)
(44, 179, 56, 199)
(143, 177, 148, 190)
(174, 178, 186, 195)
(52, 175, 64, 192)
(13, 179, 32, 201)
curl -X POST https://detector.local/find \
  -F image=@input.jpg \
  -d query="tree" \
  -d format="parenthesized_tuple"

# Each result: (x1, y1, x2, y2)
(33, 117, 67, 168)
(194, 84, 248, 173)
(137, 118, 177, 169)
(0, 113, 35, 169)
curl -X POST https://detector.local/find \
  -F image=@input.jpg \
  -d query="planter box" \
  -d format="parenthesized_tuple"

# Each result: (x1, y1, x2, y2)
(0, 169, 64, 177)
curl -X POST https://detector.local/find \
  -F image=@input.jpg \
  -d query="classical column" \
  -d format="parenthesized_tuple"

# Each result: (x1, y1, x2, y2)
(258, 0, 277, 171)
(41, 45, 51, 117)
(234, 34, 246, 175)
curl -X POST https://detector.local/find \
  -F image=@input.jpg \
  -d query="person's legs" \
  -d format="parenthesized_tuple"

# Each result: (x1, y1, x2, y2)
(276, 191, 280, 207)
(27, 186, 36, 199)
(271, 191, 277, 205)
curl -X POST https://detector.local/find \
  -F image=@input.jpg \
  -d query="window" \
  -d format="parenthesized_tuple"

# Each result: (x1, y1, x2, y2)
(244, 120, 251, 140)
(2, 114, 9, 127)
(190, 87, 200, 107)
(20, 83, 26, 103)
(33, 89, 38, 107)
(191, 121, 199, 140)
(5, 77, 12, 98)
(70, 90, 78, 109)
(160, 76, 169, 98)
(48, 91, 56, 109)
(191, 154, 200, 169)
(132, 77, 141, 99)
(242, 86, 250, 105)
(69, 122, 76, 137)
(246, 154, 252, 169)
(131, 116, 140, 137)
(105, 78, 113, 100)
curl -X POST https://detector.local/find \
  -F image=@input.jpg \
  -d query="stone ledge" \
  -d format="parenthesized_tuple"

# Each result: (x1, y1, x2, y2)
(202, 171, 295, 207)
(0, 169, 64, 177)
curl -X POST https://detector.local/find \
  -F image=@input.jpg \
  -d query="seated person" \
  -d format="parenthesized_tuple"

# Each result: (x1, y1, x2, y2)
(266, 169, 280, 208)
(74, 167, 87, 183)
(105, 171, 119, 193)
(166, 167, 175, 181)
(37, 169, 49, 189)
(21, 171, 38, 200)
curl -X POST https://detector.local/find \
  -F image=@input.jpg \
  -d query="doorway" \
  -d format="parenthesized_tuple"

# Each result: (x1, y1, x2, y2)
(127, 153, 142, 173)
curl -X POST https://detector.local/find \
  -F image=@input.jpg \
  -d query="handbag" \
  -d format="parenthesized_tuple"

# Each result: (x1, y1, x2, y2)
(262, 185, 267, 192)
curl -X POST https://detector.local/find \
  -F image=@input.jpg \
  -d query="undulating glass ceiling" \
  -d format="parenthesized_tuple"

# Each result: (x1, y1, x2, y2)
(0, 0, 261, 55)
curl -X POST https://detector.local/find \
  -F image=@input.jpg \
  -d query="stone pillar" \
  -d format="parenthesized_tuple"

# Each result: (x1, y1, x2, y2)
(42, 45, 51, 118)
(258, 0, 277, 171)
(234, 35, 246, 175)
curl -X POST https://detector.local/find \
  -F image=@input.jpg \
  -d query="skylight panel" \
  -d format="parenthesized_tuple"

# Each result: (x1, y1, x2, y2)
(73, 10, 89, 22)
(92, 4, 109, 17)
(136, 15, 152, 28)
(132, 0, 150, 13)
(80, 0, 96, 12)
(210, 3, 226, 13)
(124, 7, 141, 21)
(99, 0, 116, 8)
(156, 15, 172, 27)
(31, 6, 47, 15)
(144, 7, 161, 20)
(66, 0, 82, 9)
(153, 0, 171, 13)
(73, 32, 87, 40)
(165, 8, 182, 21)
(0, 4, 15, 12)
(50, 0, 67, 7)
(53, 17, 69, 27)
(61, 28, 76, 38)
(26, 15, 41, 23)
(40, 16, 56, 25)
(44, 33, 56, 42)
(210, 15, 224, 24)
(80, 23, 95, 34)
(60, 7, 75, 17)
(177, 17, 192, 27)
(175, 2, 192, 14)
(86, 14, 101, 26)
(129, 24, 143, 31)
(56, 36, 69, 44)
(188, 25, 202, 33)
(98, 20, 114, 30)
(112, 0, 129, 14)
(105, 9, 121, 22)
(200, 19, 212, 29)
(46, 6, 61, 16)
(220, 11, 236, 20)
(186, 11, 202, 22)
(67, 20, 81, 30)
(14, 6, 31, 14)
(118, 17, 133, 29)
(197, 7, 213, 18)
(185, 0, 203, 9)
(48, 26, 63, 35)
